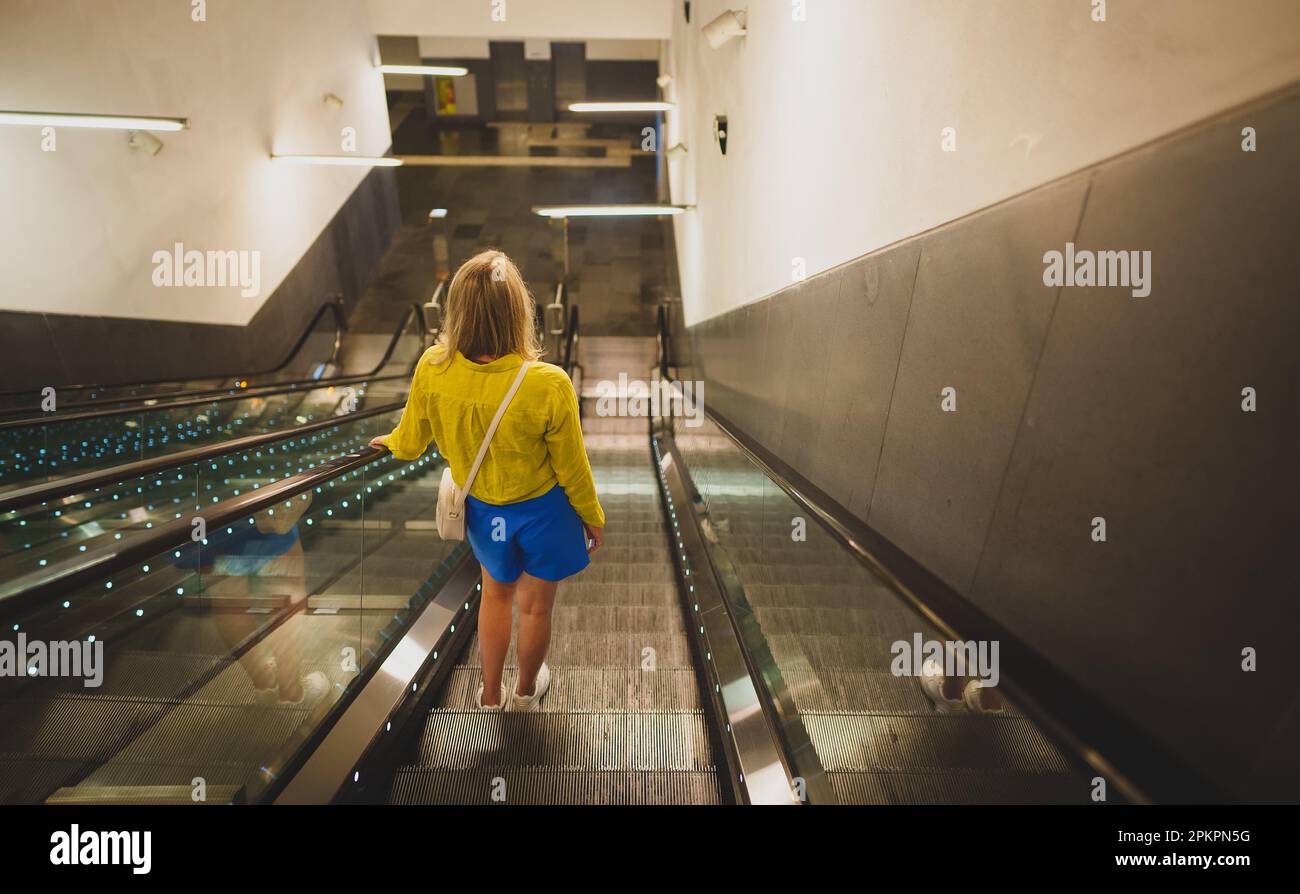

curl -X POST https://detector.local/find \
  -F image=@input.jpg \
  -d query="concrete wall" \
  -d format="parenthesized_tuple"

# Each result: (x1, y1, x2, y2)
(664, 0, 1300, 325)
(0, 0, 394, 325)
(0, 0, 401, 388)
(673, 84, 1300, 800)
(0, 167, 400, 390)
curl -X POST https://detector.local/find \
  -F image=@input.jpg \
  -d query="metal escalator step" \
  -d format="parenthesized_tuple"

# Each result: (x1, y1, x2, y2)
(577, 562, 675, 584)
(434, 666, 703, 711)
(468, 631, 694, 667)
(753, 605, 913, 637)
(801, 712, 1073, 774)
(84, 700, 315, 773)
(388, 767, 722, 805)
(546, 604, 688, 635)
(765, 632, 907, 670)
(827, 768, 1084, 805)
(775, 666, 940, 715)
(555, 581, 680, 606)
(412, 710, 717, 771)
(46, 783, 245, 805)
(742, 582, 908, 613)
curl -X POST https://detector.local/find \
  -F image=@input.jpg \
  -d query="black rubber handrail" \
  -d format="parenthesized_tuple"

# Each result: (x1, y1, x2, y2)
(653, 306, 1226, 804)
(0, 369, 409, 432)
(0, 441, 397, 616)
(0, 302, 427, 423)
(0, 298, 349, 403)
(656, 304, 671, 377)
(562, 305, 580, 375)
(0, 400, 407, 516)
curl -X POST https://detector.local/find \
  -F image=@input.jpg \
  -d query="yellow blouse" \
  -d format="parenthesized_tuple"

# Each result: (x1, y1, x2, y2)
(383, 346, 605, 528)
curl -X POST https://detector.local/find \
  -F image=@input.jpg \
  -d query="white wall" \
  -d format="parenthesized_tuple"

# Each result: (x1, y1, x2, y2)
(665, 0, 1300, 325)
(368, 0, 673, 40)
(0, 0, 392, 325)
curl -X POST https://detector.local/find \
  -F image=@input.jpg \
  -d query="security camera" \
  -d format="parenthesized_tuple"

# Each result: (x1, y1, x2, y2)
(126, 130, 164, 156)
(703, 10, 747, 49)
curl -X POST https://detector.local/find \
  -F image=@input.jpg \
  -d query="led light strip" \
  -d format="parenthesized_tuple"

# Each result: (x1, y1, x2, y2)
(271, 155, 404, 167)
(378, 64, 469, 77)
(533, 204, 690, 218)
(568, 101, 675, 113)
(0, 111, 189, 131)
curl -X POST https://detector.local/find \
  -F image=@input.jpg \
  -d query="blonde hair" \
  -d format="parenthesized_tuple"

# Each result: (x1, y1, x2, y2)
(437, 249, 542, 363)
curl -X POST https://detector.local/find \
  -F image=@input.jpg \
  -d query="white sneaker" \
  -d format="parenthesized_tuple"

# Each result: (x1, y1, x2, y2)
(511, 663, 551, 712)
(251, 657, 278, 704)
(280, 671, 331, 706)
(962, 679, 1006, 714)
(919, 658, 966, 713)
(476, 679, 509, 711)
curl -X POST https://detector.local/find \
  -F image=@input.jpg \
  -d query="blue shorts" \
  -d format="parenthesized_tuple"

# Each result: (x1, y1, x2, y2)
(465, 485, 591, 584)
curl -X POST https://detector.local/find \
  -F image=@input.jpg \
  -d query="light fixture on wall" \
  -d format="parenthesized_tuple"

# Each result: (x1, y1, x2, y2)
(377, 64, 469, 77)
(0, 111, 189, 131)
(713, 115, 729, 155)
(323, 93, 345, 110)
(271, 154, 404, 167)
(568, 101, 675, 113)
(533, 204, 691, 218)
(703, 10, 748, 49)
(126, 130, 165, 156)
(656, 74, 673, 89)
(428, 208, 448, 219)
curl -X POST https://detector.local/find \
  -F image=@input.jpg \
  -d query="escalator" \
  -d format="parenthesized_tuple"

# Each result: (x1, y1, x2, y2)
(387, 346, 726, 804)
(0, 412, 460, 804)
(0, 299, 350, 418)
(0, 300, 428, 493)
(0, 315, 1217, 806)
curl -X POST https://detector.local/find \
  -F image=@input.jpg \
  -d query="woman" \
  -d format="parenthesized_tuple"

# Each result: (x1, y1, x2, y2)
(370, 250, 604, 712)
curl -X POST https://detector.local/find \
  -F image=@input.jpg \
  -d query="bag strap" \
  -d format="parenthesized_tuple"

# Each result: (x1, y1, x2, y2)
(458, 360, 532, 503)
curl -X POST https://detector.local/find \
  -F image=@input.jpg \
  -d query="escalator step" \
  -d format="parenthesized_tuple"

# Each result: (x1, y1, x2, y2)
(435, 666, 704, 711)
(388, 767, 722, 805)
(410, 710, 717, 771)
(827, 768, 1084, 805)
(801, 712, 1073, 774)
(471, 632, 694, 667)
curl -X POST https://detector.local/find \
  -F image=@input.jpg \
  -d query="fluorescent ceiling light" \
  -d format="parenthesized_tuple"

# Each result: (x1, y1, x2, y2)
(0, 111, 189, 131)
(272, 155, 403, 167)
(533, 204, 689, 218)
(378, 64, 469, 77)
(428, 208, 448, 219)
(568, 101, 675, 113)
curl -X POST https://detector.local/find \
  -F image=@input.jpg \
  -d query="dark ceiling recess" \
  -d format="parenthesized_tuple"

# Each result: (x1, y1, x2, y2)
(685, 2, 691, 24)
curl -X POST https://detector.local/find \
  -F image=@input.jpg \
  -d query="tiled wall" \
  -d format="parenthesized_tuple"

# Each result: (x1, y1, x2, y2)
(0, 166, 400, 391)
(672, 83, 1300, 800)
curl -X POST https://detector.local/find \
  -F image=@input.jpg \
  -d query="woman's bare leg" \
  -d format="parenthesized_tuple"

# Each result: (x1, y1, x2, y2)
(514, 572, 558, 697)
(478, 566, 516, 706)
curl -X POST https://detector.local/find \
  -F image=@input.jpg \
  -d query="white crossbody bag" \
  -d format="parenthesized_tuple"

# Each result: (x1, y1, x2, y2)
(436, 361, 532, 541)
